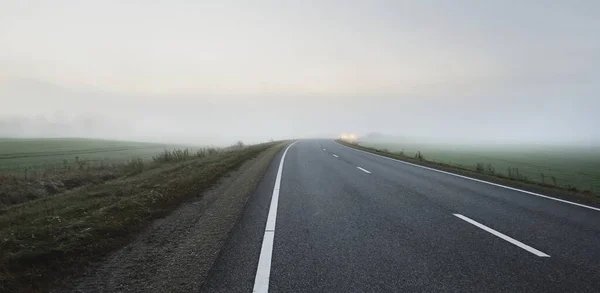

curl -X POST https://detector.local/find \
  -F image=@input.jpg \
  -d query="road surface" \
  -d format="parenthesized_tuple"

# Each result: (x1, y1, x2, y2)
(202, 140, 600, 292)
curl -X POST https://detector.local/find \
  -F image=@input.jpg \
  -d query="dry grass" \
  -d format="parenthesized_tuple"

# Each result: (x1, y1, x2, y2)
(0, 142, 279, 293)
(0, 143, 239, 210)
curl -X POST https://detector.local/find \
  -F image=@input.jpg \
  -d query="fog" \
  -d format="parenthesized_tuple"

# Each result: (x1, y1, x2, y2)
(1, 0, 599, 146)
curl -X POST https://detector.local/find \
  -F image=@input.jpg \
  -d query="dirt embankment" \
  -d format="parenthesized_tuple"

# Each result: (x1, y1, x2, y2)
(55, 143, 285, 293)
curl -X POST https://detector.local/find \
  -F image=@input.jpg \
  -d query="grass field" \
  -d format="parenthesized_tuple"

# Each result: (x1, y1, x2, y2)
(359, 139, 600, 193)
(0, 138, 230, 209)
(0, 137, 284, 292)
(0, 138, 191, 174)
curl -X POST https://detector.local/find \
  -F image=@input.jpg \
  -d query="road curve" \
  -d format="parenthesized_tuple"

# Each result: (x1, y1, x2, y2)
(202, 139, 600, 293)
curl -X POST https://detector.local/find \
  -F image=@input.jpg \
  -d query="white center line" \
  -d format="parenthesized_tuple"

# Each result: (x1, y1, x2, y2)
(333, 154, 339, 158)
(453, 214, 550, 257)
(253, 141, 298, 293)
(357, 166, 371, 174)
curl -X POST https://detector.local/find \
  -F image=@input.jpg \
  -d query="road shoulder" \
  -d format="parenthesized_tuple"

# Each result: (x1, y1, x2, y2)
(200, 141, 288, 293)
(55, 143, 287, 293)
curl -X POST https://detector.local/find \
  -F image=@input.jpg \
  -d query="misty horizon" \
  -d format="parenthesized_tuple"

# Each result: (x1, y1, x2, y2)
(1, 1, 599, 146)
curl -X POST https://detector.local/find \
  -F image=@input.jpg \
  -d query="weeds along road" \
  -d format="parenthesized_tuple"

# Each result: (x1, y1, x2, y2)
(203, 139, 600, 293)
(55, 144, 287, 293)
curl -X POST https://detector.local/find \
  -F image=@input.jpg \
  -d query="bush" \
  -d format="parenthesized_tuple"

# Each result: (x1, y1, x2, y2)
(153, 150, 171, 163)
(125, 157, 145, 175)
(507, 167, 526, 180)
(172, 149, 191, 161)
(541, 173, 546, 184)
(207, 147, 219, 155)
(152, 148, 193, 163)
(415, 151, 424, 161)
(196, 147, 220, 158)
(486, 163, 495, 175)
(475, 163, 485, 173)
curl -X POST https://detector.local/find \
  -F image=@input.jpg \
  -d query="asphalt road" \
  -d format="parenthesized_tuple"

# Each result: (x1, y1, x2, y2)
(202, 140, 600, 293)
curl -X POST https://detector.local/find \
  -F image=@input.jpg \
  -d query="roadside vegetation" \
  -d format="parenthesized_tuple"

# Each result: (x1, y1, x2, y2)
(0, 138, 190, 174)
(355, 139, 600, 193)
(0, 138, 233, 209)
(337, 140, 598, 203)
(0, 139, 282, 293)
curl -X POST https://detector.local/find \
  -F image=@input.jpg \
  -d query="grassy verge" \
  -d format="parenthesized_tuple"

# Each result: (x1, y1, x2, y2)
(337, 140, 599, 205)
(0, 142, 283, 293)
(0, 145, 236, 209)
(358, 139, 600, 192)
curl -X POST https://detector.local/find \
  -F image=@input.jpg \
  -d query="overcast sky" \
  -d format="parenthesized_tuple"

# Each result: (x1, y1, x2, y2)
(1, 0, 598, 145)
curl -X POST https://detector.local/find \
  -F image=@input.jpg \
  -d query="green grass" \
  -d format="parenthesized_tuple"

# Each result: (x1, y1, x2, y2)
(0, 141, 283, 293)
(358, 139, 600, 193)
(0, 138, 192, 174)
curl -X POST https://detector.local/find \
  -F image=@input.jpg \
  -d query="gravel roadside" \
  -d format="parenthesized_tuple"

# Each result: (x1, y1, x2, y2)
(55, 143, 286, 293)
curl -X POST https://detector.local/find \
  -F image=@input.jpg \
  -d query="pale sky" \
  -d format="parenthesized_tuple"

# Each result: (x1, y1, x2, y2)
(1, 0, 599, 144)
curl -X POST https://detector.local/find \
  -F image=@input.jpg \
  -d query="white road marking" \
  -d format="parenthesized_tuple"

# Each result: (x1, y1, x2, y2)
(253, 141, 297, 293)
(357, 166, 371, 174)
(333, 154, 339, 158)
(323, 148, 326, 151)
(335, 141, 600, 212)
(453, 214, 550, 257)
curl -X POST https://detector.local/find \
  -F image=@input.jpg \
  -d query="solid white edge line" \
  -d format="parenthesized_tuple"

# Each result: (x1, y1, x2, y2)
(335, 141, 600, 212)
(253, 141, 298, 293)
(333, 154, 339, 158)
(357, 166, 371, 174)
(453, 214, 550, 257)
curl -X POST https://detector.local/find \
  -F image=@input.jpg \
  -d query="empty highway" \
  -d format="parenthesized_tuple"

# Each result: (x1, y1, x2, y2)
(202, 140, 600, 292)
